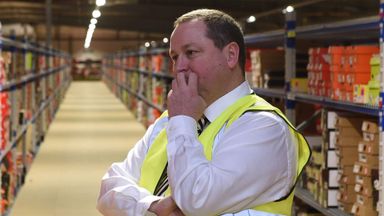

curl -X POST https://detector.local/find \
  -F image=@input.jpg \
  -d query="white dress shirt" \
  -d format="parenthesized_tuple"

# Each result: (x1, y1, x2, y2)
(97, 81, 297, 216)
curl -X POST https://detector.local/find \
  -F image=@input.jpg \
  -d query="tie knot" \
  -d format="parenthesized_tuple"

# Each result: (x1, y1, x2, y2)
(197, 116, 210, 135)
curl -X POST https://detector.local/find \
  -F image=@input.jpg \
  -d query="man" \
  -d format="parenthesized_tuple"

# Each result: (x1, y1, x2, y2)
(97, 9, 310, 216)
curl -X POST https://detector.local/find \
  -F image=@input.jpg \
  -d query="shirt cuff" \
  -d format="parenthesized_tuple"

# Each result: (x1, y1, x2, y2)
(140, 195, 162, 216)
(166, 115, 197, 139)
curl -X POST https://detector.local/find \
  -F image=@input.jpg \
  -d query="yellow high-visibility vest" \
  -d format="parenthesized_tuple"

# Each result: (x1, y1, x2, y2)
(139, 94, 311, 215)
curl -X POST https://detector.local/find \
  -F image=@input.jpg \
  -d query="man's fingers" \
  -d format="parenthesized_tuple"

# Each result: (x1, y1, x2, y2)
(188, 73, 198, 93)
(172, 79, 177, 91)
(176, 72, 187, 88)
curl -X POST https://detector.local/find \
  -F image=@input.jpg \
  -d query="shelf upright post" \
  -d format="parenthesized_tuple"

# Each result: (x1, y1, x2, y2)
(284, 10, 296, 125)
(379, 1, 384, 215)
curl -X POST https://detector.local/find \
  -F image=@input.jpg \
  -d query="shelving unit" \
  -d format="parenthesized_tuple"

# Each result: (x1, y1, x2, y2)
(103, 48, 171, 127)
(245, 4, 383, 216)
(0, 25, 71, 215)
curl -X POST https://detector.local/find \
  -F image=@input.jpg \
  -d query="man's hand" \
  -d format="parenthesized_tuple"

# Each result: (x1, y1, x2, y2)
(167, 72, 206, 121)
(148, 196, 185, 216)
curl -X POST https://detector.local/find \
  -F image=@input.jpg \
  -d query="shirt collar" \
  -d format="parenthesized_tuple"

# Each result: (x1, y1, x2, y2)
(204, 81, 253, 123)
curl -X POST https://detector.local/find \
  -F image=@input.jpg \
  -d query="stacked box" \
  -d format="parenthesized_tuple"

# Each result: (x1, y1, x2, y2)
(307, 47, 330, 96)
(328, 46, 344, 100)
(334, 115, 364, 213)
(350, 45, 380, 104)
(248, 49, 284, 88)
(351, 120, 379, 216)
(367, 55, 380, 106)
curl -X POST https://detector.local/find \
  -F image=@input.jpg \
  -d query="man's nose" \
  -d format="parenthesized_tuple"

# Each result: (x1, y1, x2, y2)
(174, 55, 188, 73)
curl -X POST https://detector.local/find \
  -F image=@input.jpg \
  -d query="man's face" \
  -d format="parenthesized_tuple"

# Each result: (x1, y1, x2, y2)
(169, 20, 230, 105)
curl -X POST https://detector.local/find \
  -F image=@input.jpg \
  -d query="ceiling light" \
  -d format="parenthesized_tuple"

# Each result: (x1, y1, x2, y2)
(92, 9, 101, 18)
(89, 23, 96, 30)
(90, 18, 98, 25)
(163, 37, 169, 43)
(246, 16, 256, 23)
(283, 5, 294, 14)
(145, 42, 150, 48)
(96, 0, 106, 6)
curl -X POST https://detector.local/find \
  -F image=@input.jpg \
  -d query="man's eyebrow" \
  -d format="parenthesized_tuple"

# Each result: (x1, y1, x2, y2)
(169, 43, 199, 56)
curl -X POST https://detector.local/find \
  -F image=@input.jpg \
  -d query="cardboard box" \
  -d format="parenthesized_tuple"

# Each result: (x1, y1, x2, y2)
(340, 165, 354, 176)
(336, 135, 361, 147)
(339, 173, 355, 185)
(352, 203, 378, 216)
(357, 194, 376, 207)
(356, 175, 375, 187)
(358, 153, 378, 166)
(363, 131, 379, 143)
(337, 190, 356, 203)
(361, 120, 379, 133)
(336, 116, 364, 128)
(358, 141, 379, 155)
(336, 146, 358, 157)
(353, 162, 378, 177)
(339, 154, 358, 166)
(355, 183, 374, 197)
(338, 127, 362, 137)
(340, 183, 355, 194)
(338, 201, 354, 213)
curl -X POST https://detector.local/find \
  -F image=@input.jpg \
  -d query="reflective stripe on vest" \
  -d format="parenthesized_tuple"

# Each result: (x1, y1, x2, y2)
(139, 94, 311, 216)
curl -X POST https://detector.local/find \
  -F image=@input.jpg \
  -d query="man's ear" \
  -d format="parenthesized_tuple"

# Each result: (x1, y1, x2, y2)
(224, 42, 240, 69)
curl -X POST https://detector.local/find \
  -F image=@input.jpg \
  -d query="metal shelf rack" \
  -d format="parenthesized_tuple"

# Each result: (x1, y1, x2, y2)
(245, 4, 383, 215)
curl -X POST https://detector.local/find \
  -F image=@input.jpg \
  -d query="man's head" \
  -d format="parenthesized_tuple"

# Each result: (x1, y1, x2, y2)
(174, 9, 246, 72)
(169, 9, 246, 105)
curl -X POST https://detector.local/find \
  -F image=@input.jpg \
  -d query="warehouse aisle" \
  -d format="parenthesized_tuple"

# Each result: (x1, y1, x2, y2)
(11, 81, 146, 216)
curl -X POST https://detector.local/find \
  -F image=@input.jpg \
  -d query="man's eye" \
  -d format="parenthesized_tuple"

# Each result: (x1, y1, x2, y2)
(186, 50, 197, 57)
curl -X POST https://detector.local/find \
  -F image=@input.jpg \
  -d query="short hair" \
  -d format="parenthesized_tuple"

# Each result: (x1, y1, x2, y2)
(174, 9, 246, 73)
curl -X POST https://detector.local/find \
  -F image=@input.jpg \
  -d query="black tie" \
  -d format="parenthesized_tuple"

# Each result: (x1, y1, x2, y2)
(153, 116, 210, 196)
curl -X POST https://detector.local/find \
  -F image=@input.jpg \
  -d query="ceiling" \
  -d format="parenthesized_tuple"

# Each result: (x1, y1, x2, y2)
(0, 0, 379, 50)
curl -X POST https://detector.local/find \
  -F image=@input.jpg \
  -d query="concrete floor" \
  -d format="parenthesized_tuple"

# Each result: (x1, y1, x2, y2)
(11, 81, 146, 216)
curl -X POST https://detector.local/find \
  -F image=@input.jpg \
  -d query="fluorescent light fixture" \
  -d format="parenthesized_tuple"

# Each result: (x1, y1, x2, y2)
(92, 9, 101, 18)
(163, 37, 169, 43)
(246, 16, 256, 23)
(283, 5, 294, 14)
(89, 23, 96, 30)
(90, 18, 98, 25)
(96, 0, 106, 6)
(145, 42, 150, 48)
(286, 6, 294, 13)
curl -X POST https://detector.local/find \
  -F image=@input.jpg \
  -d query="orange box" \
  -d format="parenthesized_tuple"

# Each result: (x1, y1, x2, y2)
(329, 46, 345, 55)
(353, 64, 371, 73)
(330, 54, 343, 65)
(352, 54, 374, 66)
(352, 45, 379, 55)
(348, 72, 371, 84)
